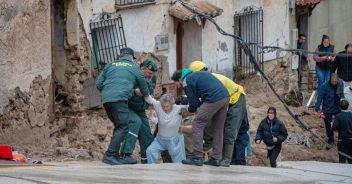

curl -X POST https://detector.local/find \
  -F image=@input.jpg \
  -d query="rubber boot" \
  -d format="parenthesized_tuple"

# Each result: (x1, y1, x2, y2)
(219, 144, 234, 167)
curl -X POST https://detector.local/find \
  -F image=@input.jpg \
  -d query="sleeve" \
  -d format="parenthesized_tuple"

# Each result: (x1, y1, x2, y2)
(302, 46, 308, 60)
(135, 69, 150, 96)
(313, 48, 325, 63)
(332, 56, 339, 72)
(184, 85, 200, 113)
(331, 116, 340, 131)
(148, 75, 157, 96)
(331, 48, 337, 60)
(315, 87, 324, 112)
(337, 80, 345, 99)
(96, 66, 107, 91)
(144, 95, 157, 105)
(255, 121, 264, 141)
(277, 122, 288, 144)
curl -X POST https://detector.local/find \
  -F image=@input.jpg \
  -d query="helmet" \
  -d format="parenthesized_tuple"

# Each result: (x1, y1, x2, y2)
(189, 60, 207, 72)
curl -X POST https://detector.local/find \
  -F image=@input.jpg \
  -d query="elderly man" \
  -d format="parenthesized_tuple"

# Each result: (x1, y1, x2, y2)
(96, 48, 150, 165)
(315, 73, 341, 149)
(121, 59, 158, 164)
(172, 69, 229, 166)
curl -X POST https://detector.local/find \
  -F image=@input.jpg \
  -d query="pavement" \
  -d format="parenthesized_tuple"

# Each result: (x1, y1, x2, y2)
(0, 161, 351, 184)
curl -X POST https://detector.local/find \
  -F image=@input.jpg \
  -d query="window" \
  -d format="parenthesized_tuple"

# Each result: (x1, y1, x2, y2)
(90, 14, 126, 71)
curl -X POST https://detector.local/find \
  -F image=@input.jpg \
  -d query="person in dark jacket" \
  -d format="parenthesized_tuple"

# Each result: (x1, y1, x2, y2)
(172, 69, 229, 166)
(297, 34, 308, 85)
(96, 47, 150, 165)
(333, 43, 352, 111)
(255, 107, 288, 168)
(333, 43, 352, 82)
(332, 100, 352, 164)
(315, 73, 341, 148)
(313, 35, 337, 91)
(120, 59, 158, 164)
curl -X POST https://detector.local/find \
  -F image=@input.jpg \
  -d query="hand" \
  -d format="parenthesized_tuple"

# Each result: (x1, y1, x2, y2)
(273, 137, 278, 143)
(134, 88, 142, 96)
(179, 126, 183, 133)
(322, 56, 328, 60)
(179, 108, 193, 118)
(255, 140, 261, 144)
(317, 111, 325, 119)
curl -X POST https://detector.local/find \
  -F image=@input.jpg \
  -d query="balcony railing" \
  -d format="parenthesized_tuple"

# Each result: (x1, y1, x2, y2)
(115, 0, 155, 10)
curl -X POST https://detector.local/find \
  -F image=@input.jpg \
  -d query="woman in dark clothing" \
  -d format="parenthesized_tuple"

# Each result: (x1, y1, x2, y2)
(313, 35, 337, 91)
(255, 107, 288, 168)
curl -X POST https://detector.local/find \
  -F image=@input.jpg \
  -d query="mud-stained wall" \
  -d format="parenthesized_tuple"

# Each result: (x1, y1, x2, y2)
(54, 0, 91, 116)
(0, 0, 52, 114)
(0, 0, 92, 158)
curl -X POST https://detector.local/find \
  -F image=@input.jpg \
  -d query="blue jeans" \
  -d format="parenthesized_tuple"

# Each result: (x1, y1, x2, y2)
(316, 67, 330, 91)
(146, 133, 186, 164)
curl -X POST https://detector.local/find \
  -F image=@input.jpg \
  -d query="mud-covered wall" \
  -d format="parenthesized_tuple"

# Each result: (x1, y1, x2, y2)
(0, 0, 52, 114)
(0, 0, 92, 158)
(0, 0, 53, 154)
(54, 0, 91, 116)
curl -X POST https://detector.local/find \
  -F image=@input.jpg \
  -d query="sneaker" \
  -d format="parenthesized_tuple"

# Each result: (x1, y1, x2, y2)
(204, 158, 220, 167)
(118, 155, 137, 164)
(141, 158, 148, 164)
(182, 156, 203, 166)
(219, 159, 231, 167)
(102, 154, 122, 165)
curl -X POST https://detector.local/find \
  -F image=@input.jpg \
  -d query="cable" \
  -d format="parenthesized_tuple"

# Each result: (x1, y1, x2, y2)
(175, 0, 352, 161)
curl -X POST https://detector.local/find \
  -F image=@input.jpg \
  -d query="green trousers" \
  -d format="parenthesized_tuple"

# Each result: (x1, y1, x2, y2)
(224, 95, 247, 144)
(121, 109, 153, 160)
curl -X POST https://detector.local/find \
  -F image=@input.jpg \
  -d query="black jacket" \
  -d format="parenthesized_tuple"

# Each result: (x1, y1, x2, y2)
(332, 111, 352, 140)
(333, 51, 352, 82)
(255, 118, 288, 146)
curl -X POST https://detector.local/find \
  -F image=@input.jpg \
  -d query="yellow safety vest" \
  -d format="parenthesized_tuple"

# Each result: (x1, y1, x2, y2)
(212, 73, 246, 105)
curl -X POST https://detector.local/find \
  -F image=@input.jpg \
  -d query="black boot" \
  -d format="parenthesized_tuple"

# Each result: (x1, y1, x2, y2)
(182, 156, 203, 166)
(102, 153, 122, 165)
(204, 158, 220, 167)
(119, 154, 137, 164)
(141, 158, 148, 164)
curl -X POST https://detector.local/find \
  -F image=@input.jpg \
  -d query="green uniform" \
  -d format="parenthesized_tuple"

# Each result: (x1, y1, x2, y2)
(96, 58, 150, 157)
(121, 75, 157, 161)
(96, 59, 150, 103)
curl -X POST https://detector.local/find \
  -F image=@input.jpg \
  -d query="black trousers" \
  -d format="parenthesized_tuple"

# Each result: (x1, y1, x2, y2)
(103, 101, 129, 156)
(337, 139, 352, 164)
(267, 145, 282, 168)
(323, 113, 335, 143)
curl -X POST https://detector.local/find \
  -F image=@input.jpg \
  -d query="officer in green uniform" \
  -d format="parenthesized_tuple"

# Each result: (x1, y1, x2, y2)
(121, 59, 158, 164)
(96, 48, 150, 165)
